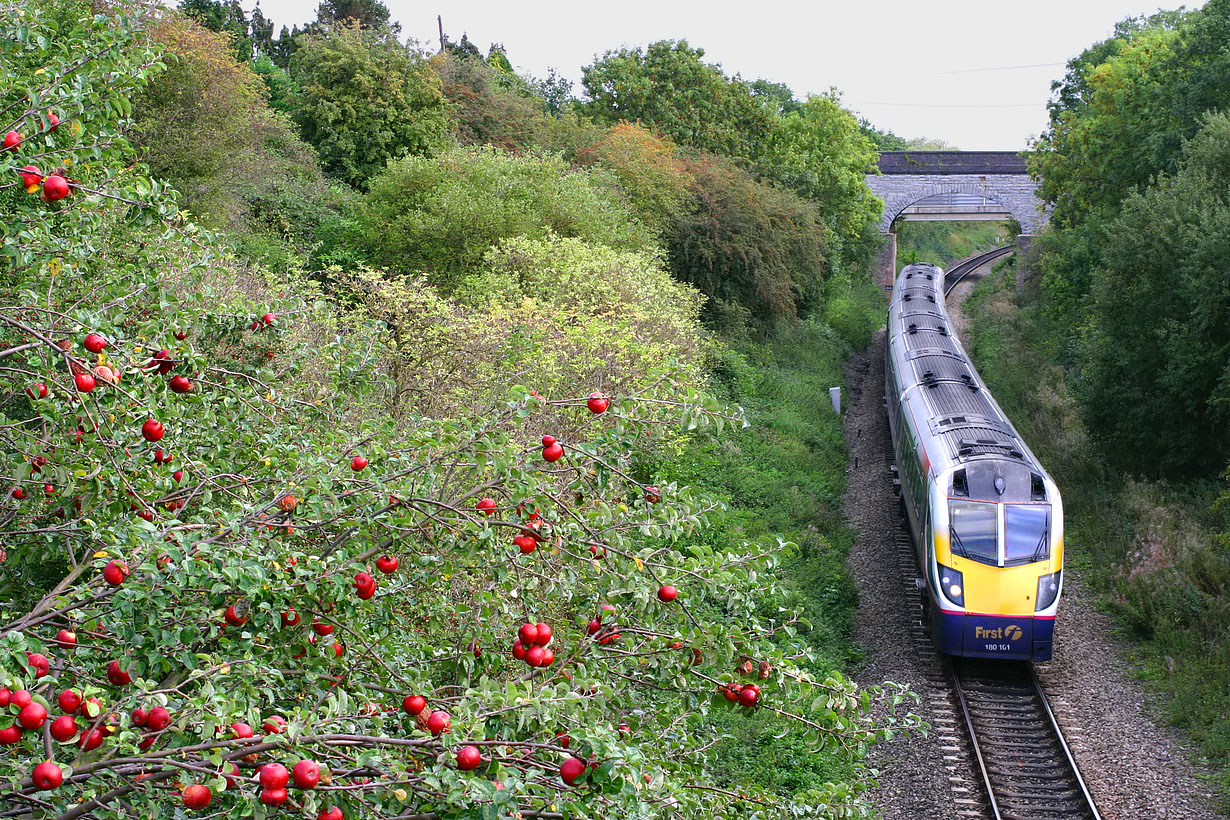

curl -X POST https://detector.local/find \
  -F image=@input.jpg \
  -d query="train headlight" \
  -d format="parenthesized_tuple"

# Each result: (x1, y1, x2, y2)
(1036, 571, 1061, 611)
(937, 563, 964, 607)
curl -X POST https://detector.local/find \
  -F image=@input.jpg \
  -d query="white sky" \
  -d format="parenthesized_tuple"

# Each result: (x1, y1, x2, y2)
(250, 0, 1195, 150)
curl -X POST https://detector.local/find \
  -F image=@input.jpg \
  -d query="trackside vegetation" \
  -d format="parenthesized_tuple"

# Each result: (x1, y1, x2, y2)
(0, 0, 917, 817)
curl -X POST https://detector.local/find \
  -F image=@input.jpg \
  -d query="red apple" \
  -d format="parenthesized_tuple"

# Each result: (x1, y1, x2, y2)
(42, 174, 70, 202)
(140, 419, 164, 442)
(0, 725, 22, 744)
(476, 497, 497, 515)
(657, 584, 678, 603)
(402, 695, 426, 716)
(146, 706, 171, 732)
(560, 756, 587, 785)
(517, 623, 539, 646)
(426, 710, 450, 736)
(280, 608, 300, 628)
(19, 702, 48, 730)
(223, 605, 246, 627)
(354, 572, 374, 590)
(54, 629, 77, 647)
(512, 640, 527, 660)
(78, 729, 103, 751)
(182, 784, 212, 809)
(58, 690, 81, 714)
(644, 486, 662, 503)
(2, 130, 20, 150)
(230, 722, 255, 739)
(456, 744, 482, 771)
(350, 455, 367, 471)
(525, 646, 545, 667)
(318, 808, 344, 820)
(132, 707, 148, 726)
(556, 731, 571, 748)
(168, 375, 192, 393)
(44, 111, 60, 131)
(26, 652, 49, 678)
(292, 759, 320, 789)
(514, 535, 536, 554)
(49, 714, 78, 742)
(738, 685, 760, 707)
(31, 761, 62, 790)
(18, 165, 42, 187)
(541, 436, 564, 462)
(11, 487, 24, 500)
(262, 715, 287, 735)
(260, 787, 288, 806)
(534, 623, 552, 646)
(587, 393, 609, 414)
(106, 660, 131, 686)
(540, 648, 555, 666)
(375, 555, 398, 574)
(262, 312, 276, 325)
(83, 334, 107, 354)
(173, 470, 184, 483)
(102, 559, 129, 586)
(73, 372, 95, 393)
(259, 762, 289, 790)
(27, 382, 48, 399)
(11, 690, 33, 710)
(312, 620, 333, 636)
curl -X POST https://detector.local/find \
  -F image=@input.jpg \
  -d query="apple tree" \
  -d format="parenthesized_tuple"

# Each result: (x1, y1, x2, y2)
(1, 4, 916, 819)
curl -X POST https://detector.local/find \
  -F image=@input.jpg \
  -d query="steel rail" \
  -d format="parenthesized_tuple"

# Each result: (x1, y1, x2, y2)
(943, 245, 1015, 296)
(950, 659, 1102, 820)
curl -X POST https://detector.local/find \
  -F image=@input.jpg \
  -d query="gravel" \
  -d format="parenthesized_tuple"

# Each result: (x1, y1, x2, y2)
(842, 257, 1224, 820)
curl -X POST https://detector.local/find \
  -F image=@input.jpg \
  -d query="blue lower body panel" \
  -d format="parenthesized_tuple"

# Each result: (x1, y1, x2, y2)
(931, 608, 1054, 661)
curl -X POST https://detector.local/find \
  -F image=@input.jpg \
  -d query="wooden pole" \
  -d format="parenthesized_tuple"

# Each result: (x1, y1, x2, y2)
(437, 15, 445, 53)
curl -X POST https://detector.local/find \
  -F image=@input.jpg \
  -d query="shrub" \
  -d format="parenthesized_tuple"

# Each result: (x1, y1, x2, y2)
(346, 145, 654, 289)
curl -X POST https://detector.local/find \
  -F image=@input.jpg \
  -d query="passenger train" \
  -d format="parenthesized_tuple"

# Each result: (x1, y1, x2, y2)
(886, 263, 1063, 661)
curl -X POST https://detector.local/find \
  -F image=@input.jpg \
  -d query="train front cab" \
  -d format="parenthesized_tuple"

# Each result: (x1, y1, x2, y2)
(925, 473, 1064, 662)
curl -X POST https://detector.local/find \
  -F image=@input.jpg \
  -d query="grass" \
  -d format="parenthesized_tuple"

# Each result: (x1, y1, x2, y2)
(651, 271, 889, 803)
(964, 259, 1230, 808)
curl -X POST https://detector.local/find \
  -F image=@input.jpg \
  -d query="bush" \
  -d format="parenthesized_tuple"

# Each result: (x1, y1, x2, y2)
(345, 145, 655, 289)
(667, 154, 827, 332)
(575, 122, 696, 237)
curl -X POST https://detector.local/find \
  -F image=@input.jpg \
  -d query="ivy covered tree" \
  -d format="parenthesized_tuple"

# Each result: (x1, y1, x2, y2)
(0, 4, 915, 819)
(581, 41, 774, 161)
(287, 21, 448, 188)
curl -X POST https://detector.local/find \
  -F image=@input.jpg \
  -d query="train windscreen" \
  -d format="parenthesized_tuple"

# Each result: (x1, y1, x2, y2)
(1005, 504, 1050, 565)
(949, 500, 997, 565)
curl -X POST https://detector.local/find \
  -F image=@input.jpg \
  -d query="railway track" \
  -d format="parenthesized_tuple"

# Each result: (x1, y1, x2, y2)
(883, 252, 1101, 820)
(951, 659, 1101, 820)
(943, 245, 1014, 296)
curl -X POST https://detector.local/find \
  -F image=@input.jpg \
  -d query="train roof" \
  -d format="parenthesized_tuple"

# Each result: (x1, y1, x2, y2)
(888, 263, 1049, 491)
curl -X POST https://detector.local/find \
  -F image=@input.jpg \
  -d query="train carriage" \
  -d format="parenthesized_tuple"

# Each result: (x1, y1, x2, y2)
(885, 263, 1063, 661)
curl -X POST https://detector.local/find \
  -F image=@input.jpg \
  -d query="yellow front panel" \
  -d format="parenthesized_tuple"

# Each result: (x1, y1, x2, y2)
(951, 559, 1040, 615)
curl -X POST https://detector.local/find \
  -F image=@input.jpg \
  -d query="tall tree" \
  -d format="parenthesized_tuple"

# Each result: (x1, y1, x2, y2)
(314, 0, 394, 30)
(581, 40, 773, 160)
(287, 21, 448, 187)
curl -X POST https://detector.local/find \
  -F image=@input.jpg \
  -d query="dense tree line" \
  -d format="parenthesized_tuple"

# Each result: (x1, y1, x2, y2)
(159, 0, 889, 334)
(1030, 0, 1230, 476)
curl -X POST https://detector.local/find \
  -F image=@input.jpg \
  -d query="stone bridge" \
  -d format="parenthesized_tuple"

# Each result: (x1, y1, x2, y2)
(865, 151, 1047, 289)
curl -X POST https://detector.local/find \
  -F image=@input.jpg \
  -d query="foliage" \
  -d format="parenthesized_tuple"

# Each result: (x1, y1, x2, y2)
(758, 94, 882, 262)
(667, 155, 827, 333)
(574, 123, 696, 237)
(178, 0, 253, 61)
(1073, 113, 1230, 475)
(896, 221, 1015, 268)
(130, 13, 346, 267)
(336, 235, 708, 419)
(0, 6, 914, 818)
(313, 0, 394, 30)
(287, 21, 449, 188)
(344, 145, 654, 290)
(581, 41, 774, 160)
(965, 261, 1230, 808)
(435, 51, 551, 151)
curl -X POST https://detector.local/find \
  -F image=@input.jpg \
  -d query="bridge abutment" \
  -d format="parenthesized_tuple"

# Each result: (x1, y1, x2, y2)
(876, 233, 897, 297)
